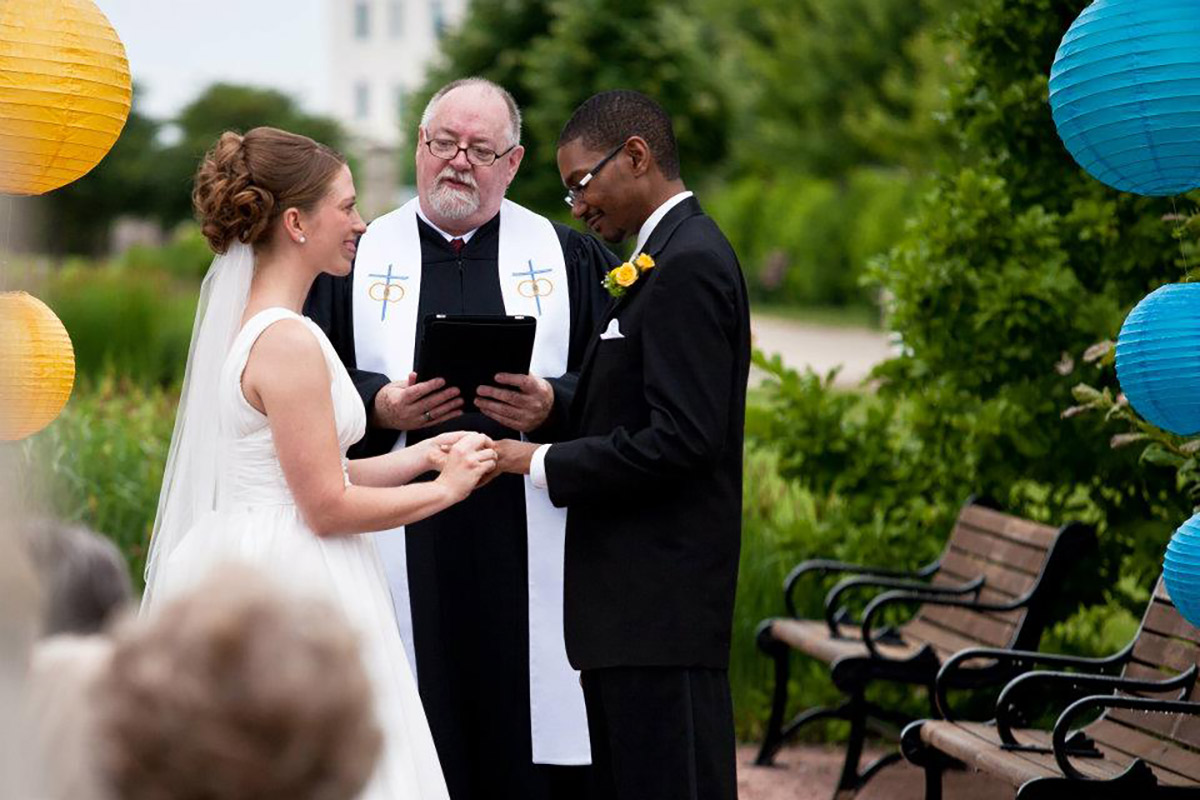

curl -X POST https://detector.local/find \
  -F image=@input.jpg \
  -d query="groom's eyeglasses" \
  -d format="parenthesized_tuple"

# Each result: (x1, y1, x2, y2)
(563, 140, 628, 208)
(425, 138, 517, 167)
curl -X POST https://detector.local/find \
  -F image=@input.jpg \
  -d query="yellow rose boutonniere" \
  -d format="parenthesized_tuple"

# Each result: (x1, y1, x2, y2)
(615, 263, 638, 287)
(603, 253, 658, 298)
(604, 263, 639, 298)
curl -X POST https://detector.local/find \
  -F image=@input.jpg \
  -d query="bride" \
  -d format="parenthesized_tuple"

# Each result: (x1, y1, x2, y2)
(141, 127, 485, 799)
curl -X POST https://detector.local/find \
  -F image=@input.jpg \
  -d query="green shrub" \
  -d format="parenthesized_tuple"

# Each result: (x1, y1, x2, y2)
(38, 259, 199, 388)
(18, 378, 177, 590)
(707, 168, 922, 308)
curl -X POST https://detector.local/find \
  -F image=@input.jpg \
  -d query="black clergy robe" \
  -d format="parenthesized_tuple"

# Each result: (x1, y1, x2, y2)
(304, 211, 616, 800)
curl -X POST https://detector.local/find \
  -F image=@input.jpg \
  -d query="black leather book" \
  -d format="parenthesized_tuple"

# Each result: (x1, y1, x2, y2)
(415, 314, 537, 404)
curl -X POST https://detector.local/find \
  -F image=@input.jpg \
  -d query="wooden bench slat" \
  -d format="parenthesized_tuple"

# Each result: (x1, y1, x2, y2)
(1109, 706, 1182, 739)
(1121, 661, 1183, 683)
(1090, 719, 1200, 784)
(958, 506, 1060, 548)
(948, 527, 1048, 574)
(1155, 579, 1171, 602)
(1141, 598, 1200, 645)
(1172, 713, 1200, 750)
(767, 619, 929, 665)
(941, 548, 1038, 597)
(1130, 630, 1200, 676)
(918, 604, 1017, 648)
(921, 721, 1127, 784)
(902, 618, 990, 655)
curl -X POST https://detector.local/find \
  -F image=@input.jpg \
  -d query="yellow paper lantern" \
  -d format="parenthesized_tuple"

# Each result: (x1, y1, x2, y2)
(0, 292, 75, 440)
(0, 0, 132, 196)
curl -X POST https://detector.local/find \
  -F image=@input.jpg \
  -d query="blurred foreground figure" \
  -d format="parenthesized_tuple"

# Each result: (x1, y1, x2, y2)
(22, 518, 134, 637)
(96, 566, 383, 800)
(0, 504, 41, 799)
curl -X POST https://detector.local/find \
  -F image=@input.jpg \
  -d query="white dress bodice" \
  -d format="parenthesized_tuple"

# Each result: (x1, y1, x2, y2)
(217, 307, 367, 507)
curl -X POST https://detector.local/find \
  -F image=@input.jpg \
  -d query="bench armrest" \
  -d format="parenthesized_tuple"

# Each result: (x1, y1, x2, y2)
(824, 575, 983, 638)
(1052, 693, 1200, 781)
(860, 590, 1025, 661)
(995, 665, 1197, 746)
(934, 643, 1135, 721)
(782, 557, 939, 617)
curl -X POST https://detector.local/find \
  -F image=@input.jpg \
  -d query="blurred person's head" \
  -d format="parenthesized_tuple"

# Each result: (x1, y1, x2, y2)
(416, 78, 525, 234)
(96, 566, 381, 800)
(557, 90, 685, 245)
(22, 518, 133, 637)
(192, 127, 366, 276)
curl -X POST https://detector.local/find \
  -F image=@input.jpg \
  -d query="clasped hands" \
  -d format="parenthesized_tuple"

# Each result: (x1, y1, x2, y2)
(373, 371, 554, 433)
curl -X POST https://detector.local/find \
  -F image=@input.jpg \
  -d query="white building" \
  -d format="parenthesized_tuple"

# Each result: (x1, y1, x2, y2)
(327, 0, 469, 217)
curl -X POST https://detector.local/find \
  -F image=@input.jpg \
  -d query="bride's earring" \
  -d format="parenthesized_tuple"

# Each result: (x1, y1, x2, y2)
(299, 235, 307, 244)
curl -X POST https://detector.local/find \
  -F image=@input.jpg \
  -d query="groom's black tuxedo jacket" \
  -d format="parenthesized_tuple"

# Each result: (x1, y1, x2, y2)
(543, 196, 750, 671)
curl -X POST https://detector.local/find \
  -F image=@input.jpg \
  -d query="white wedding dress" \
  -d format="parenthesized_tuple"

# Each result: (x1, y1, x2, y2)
(144, 307, 450, 800)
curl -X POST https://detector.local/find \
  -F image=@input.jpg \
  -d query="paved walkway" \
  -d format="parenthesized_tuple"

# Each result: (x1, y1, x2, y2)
(750, 313, 894, 389)
(736, 744, 1012, 800)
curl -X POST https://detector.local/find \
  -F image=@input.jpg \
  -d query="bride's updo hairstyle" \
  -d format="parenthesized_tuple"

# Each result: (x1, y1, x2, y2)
(192, 127, 346, 254)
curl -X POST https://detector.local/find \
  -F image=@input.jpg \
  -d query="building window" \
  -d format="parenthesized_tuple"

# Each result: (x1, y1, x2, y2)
(355, 81, 370, 120)
(431, 0, 446, 38)
(354, 1, 371, 40)
(388, 1, 404, 38)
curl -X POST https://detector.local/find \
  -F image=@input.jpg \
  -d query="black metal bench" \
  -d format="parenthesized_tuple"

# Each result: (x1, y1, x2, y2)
(902, 578, 1200, 798)
(754, 499, 1093, 799)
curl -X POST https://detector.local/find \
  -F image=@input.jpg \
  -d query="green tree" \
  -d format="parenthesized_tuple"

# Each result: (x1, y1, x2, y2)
(407, 0, 734, 215)
(715, 0, 960, 177)
(864, 0, 1188, 614)
(38, 87, 162, 255)
(154, 83, 349, 228)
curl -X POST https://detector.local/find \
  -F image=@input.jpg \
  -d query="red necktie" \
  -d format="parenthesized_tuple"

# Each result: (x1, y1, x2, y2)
(450, 238, 465, 255)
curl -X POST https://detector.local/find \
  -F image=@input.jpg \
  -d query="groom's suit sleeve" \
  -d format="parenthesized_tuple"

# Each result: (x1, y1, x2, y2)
(543, 243, 741, 507)
(303, 270, 396, 455)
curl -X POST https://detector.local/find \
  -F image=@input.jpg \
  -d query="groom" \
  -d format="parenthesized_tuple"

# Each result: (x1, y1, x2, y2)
(495, 91, 750, 800)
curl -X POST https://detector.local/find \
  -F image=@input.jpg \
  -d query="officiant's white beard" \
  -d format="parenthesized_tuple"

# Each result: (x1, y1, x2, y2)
(429, 166, 481, 221)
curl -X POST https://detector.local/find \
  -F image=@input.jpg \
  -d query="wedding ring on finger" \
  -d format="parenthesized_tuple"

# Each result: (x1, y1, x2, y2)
(424, 410, 433, 422)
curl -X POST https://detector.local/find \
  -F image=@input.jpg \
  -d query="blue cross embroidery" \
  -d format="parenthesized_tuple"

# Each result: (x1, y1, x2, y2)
(368, 264, 409, 322)
(513, 259, 554, 316)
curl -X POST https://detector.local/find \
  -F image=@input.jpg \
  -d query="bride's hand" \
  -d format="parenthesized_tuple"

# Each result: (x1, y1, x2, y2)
(422, 431, 471, 472)
(435, 433, 496, 500)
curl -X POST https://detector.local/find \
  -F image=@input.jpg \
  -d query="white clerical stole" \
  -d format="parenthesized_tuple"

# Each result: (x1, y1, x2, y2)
(352, 197, 590, 766)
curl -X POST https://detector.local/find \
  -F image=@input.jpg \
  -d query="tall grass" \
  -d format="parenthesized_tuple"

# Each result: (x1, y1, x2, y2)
(18, 378, 177, 590)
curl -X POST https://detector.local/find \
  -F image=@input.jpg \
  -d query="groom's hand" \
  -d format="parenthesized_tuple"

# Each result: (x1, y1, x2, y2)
(493, 439, 538, 475)
(373, 372, 464, 431)
(475, 373, 554, 433)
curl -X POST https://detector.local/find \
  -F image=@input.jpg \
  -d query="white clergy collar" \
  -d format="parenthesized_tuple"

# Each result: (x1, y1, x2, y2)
(632, 190, 693, 257)
(416, 204, 480, 244)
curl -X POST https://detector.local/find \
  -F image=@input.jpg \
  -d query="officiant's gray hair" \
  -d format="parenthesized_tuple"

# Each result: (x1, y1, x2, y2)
(420, 78, 522, 148)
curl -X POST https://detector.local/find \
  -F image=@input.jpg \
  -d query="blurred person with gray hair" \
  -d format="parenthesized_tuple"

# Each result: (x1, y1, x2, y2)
(95, 566, 383, 800)
(22, 518, 134, 637)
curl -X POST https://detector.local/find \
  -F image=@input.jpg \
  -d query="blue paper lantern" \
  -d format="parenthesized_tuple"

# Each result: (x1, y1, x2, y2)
(1164, 513, 1200, 628)
(1115, 283, 1200, 435)
(1049, 0, 1200, 196)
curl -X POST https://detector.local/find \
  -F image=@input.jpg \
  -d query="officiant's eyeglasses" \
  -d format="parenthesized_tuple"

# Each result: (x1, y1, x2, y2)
(425, 138, 517, 166)
(563, 140, 628, 208)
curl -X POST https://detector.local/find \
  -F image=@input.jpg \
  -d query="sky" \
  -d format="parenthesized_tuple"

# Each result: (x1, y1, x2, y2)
(95, 0, 329, 121)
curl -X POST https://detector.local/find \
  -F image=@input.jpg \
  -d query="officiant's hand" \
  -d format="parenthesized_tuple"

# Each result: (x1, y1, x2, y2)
(475, 374, 554, 433)
(374, 372, 464, 431)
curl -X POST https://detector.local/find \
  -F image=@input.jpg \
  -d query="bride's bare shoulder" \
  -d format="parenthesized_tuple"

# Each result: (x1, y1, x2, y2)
(243, 318, 329, 402)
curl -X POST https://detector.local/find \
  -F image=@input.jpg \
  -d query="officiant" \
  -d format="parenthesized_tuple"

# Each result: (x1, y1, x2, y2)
(305, 78, 614, 800)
